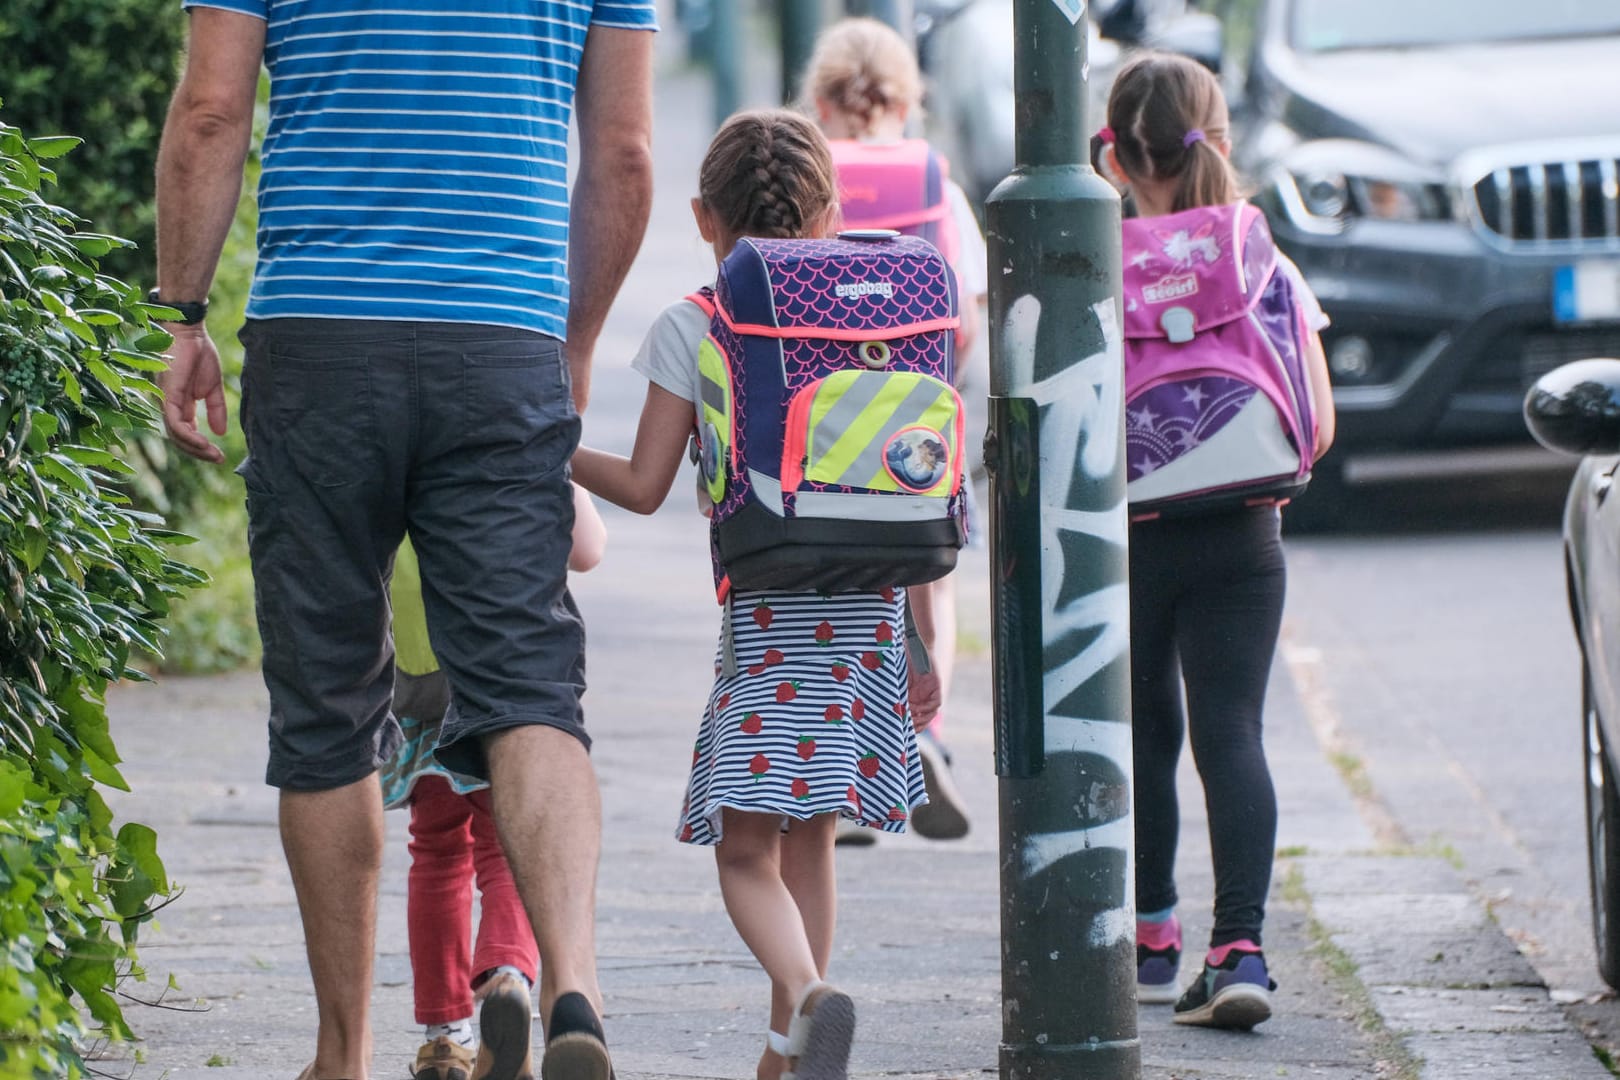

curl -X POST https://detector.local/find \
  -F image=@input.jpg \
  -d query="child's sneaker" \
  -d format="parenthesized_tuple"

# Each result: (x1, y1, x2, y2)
(1135, 915, 1182, 1004)
(1172, 942, 1277, 1030)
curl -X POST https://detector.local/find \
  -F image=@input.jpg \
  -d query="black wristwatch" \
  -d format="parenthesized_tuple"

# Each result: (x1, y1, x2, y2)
(147, 288, 209, 326)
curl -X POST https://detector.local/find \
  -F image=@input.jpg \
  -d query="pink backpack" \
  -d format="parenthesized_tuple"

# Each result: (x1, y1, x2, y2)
(828, 139, 961, 270)
(1121, 201, 1317, 519)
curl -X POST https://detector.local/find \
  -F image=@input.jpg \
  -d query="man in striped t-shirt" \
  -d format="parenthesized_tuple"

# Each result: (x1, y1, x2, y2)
(152, 3, 656, 1077)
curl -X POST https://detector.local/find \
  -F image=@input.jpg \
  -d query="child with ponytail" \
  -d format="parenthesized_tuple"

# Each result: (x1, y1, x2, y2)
(1098, 52, 1336, 1030)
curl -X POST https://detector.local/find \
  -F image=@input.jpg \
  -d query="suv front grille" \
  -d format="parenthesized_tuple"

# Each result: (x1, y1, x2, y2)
(1471, 157, 1620, 249)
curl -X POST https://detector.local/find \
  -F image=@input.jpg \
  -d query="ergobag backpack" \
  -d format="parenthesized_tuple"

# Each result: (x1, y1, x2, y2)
(689, 232, 966, 601)
(828, 139, 961, 270)
(1121, 201, 1317, 519)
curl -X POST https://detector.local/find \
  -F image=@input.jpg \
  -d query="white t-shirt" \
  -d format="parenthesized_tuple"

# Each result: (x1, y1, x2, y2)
(945, 179, 988, 299)
(630, 297, 709, 408)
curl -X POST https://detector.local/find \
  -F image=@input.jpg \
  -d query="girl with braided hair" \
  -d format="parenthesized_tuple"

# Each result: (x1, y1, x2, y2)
(572, 109, 939, 1080)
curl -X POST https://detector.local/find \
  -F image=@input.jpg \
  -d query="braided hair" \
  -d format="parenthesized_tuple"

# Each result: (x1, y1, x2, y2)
(803, 17, 922, 138)
(699, 109, 840, 240)
(1105, 52, 1240, 213)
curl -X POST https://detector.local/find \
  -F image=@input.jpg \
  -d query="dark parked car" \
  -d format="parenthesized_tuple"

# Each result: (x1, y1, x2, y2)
(1226, 0, 1620, 496)
(1525, 357, 1620, 988)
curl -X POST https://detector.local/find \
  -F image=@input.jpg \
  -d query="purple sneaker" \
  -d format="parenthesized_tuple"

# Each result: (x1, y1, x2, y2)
(1136, 916, 1182, 1003)
(1172, 943, 1276, 1029)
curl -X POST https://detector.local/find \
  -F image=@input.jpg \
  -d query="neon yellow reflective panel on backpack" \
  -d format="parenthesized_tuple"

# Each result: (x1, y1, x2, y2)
(696, 336, 734, 503)
(798, 370, 961, 495)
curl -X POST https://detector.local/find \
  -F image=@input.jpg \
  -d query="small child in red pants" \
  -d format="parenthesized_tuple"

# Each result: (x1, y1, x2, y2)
(381, 485, 606, 1079)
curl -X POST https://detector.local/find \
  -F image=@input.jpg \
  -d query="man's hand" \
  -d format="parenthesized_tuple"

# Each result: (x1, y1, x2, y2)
(157, 325, 229, 463)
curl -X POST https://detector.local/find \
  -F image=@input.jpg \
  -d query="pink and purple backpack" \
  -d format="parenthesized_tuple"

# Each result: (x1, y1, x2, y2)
(1121, 201, 1318, 519)
(690, 232, 966, 600)
(828, 139, 962, 271)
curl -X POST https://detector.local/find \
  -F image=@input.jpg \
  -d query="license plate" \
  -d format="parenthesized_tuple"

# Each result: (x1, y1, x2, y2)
(1555, 261, 1620, 324)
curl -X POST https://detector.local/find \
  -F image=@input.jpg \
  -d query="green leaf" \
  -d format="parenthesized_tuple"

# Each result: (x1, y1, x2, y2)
(26, 136, 82, 160)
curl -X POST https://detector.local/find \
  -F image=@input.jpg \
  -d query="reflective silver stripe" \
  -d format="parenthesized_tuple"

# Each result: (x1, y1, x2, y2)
(1493, 168, 1514, 239)
(809, 372, 888, 465)
(1604, 159, 1620, 241)
(748, 468, 784, 514)
(1529, 164, 1548, 241)
(1566, 161, 1584, 241)
(792, 490, 949, 521)
(833, 378, 952, 486)
(700, 367, 728, 417)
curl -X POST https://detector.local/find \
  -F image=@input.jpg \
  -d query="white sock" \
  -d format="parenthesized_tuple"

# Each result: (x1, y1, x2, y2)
(484, 964, 532, 992)
(426, 1018, 475, 1048)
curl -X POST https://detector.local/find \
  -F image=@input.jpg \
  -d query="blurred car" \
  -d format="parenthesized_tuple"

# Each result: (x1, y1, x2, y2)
(1525, 356, 1620, 989)
(1226, 0, 1620, 500)
(916, 0, 1218, 206)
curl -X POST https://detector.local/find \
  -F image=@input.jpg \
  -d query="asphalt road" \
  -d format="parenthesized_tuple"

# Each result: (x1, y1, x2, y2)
(1274, 451, 1620, 1057)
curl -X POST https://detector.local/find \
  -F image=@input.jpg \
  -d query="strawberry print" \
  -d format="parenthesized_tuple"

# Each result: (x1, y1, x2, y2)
(677, 589, 925, 847)
(880, 586, 896, 603)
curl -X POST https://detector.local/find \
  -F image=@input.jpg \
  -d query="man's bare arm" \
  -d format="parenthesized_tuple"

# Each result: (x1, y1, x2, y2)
(153, 8, 263, 463)
(156, 8, 263, 302)
(565, 25, 655, 412)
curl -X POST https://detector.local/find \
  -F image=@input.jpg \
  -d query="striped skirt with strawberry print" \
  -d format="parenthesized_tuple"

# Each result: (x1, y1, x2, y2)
(677, 587, 928, 845)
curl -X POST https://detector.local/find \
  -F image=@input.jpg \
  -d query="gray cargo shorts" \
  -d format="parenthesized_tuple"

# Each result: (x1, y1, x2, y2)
(236, 318, 585, 791)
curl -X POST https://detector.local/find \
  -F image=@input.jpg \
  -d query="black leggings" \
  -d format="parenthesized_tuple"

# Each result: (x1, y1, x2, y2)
(1129, 506, 1286, 949)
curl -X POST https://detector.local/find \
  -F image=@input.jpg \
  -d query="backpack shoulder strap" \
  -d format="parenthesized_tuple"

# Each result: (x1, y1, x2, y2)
(686, 288, 716, 316)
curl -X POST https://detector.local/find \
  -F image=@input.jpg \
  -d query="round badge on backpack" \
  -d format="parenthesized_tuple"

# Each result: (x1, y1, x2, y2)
(883, 426, 949, 493)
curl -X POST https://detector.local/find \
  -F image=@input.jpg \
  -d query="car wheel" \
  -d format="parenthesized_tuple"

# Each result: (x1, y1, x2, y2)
(1584, 662, 1620, 989)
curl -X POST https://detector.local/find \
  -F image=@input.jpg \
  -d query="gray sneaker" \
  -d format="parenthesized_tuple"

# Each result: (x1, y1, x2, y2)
(910, 732, 970, 840)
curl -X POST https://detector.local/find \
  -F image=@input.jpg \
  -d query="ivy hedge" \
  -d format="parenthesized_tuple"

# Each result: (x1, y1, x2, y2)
(0, 113, 200, 1076)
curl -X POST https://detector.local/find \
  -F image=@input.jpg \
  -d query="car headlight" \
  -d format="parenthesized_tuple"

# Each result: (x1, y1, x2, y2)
(1271, 141, 1454, 233)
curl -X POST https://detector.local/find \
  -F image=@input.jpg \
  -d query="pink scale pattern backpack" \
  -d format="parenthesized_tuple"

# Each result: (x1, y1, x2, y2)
(1121, 201, 1317, 519)
(690, 232, 967, 600)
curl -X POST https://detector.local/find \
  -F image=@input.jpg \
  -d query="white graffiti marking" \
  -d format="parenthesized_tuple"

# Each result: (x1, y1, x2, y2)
(1006, 294, 1135, 944)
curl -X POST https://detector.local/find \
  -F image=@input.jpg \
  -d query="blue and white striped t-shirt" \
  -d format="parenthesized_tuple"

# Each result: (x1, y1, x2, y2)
(184, 0, 659, 338)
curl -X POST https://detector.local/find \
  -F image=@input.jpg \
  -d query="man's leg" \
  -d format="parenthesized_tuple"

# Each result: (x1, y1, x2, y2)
(237, 318, 417, 1078)
(486, 726, 602, 1021)
(281, 777, 385, 1078)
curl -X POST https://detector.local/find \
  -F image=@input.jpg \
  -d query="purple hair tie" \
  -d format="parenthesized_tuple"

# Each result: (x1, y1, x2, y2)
(1096, 125, 1116, 145)
(1183, 129, 1207, 148)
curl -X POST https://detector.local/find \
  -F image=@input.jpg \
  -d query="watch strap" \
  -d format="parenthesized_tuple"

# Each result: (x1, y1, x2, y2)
(146, 288, 209, 326)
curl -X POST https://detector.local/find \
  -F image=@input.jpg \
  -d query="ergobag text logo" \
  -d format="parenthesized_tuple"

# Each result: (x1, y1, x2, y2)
(688, 234, 968, 600)
(834, 280, 895, 300)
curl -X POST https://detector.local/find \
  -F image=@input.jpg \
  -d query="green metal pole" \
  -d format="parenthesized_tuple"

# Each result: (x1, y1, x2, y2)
(709, 0, 743, 128)
(984, 0, 1136, 1077)
(780, 0, 825, 104)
